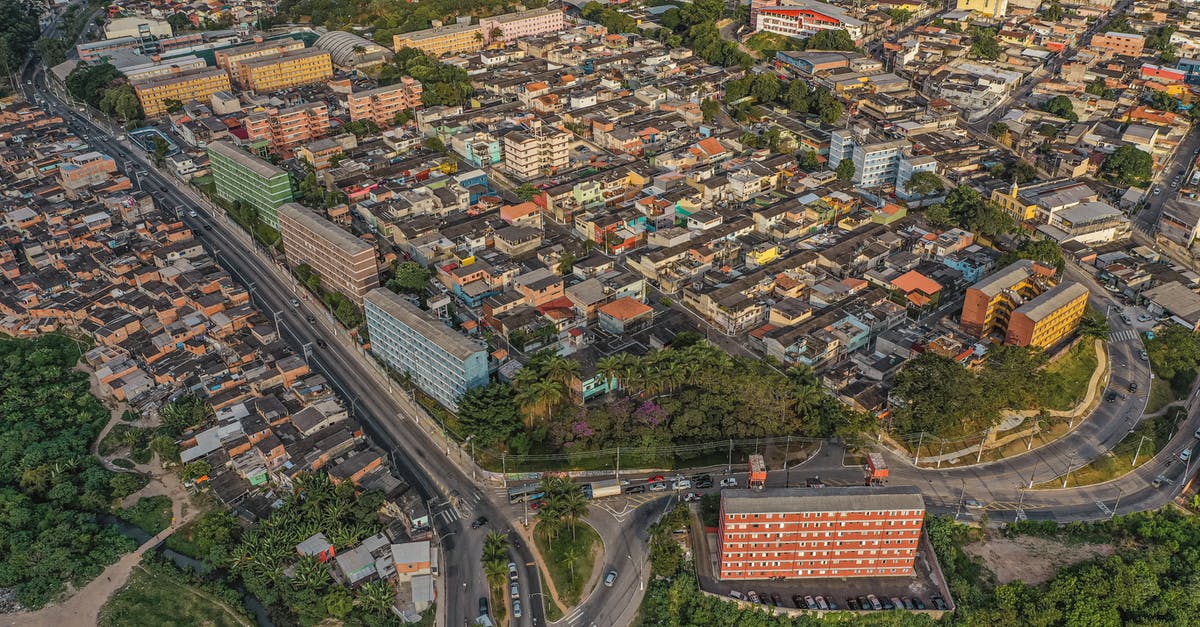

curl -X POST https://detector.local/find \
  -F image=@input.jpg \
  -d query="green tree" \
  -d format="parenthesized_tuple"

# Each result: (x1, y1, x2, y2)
(797, 149, 820, 171)
(888, 8, 913, 23)
(998, 237, 1065, 272)
(151, 135, 169, 166)
(1078, 306, 1111, 341)
(515, 183, 539, 201)
(1044, 3, 1065, 20)
(1100, 145, 1154, 186)
(835, 158, 855, 181)
(1040, 95, 1078, 122)
(180, 460, 212, 482)
(1009, 160, 1038, 184)
(905, 170, 944, 196)
(891, 353, 987, 434)
(386, 261, 431, 295)
(457, 384, 522, 447)
(700, 98, 720, 123)
(159, 396, 211, 437)
(969, 26, 1002, 60)
(802, 29, 859, 52)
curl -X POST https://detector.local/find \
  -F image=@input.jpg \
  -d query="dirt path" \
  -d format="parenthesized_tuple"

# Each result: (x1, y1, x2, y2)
(964, 535, 1114, 586)
(1, 372, 195, 627)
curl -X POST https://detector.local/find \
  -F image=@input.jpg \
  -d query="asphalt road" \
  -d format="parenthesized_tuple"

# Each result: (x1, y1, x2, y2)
(1134, 128, 1200, 235)
(23, 63, 546, 627)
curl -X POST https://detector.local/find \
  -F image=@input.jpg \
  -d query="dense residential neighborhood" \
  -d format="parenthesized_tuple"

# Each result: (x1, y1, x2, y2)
(3, 0, 1200, 624)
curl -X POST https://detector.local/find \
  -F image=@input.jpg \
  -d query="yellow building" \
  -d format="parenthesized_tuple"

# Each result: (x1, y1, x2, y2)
(392, 22, 483, 57)
(746, 243, 780, 266)
(215, 39, 306, 74)
(956, 0, 1007, 17)
(133, 67, 233, 118)
(238, 49, 333, 93)
(991, 181, 1038, 222)
(1005, 281, 1089, 349)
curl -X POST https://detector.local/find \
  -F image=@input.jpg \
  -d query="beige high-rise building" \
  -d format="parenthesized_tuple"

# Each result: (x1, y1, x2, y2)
(278, 203, 380, 305)
(502, 128, 569, 180)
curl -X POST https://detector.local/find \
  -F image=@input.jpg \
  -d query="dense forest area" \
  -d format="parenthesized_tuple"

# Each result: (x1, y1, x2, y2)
(0, 336, 144, 608)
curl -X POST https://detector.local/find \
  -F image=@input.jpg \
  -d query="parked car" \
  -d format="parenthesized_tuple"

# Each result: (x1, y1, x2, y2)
(846, 597, 859, 610)
(695, 475, 713, 488)
(913, 597, 926, 610)
(510, 582, 520, 599)
(683, 492, 702, 502)
(648, 475, 664, 483)
(720, 477, 738, 488)
(508, 562, 518, 580)
(891, 597, 904, 610)
(827, 598, 838, 610)
(930, 594, 948, 610)
(815, 596, 828, 610)
(479, 597, 489, 617)
(625, 485, 646, 494)
(604, 570, 617, 587)
(858, 596, 870, 610)
(1139, 350, 1149, 361)
(747, 591, 761, 604)
(512, 599, 522, 618)
(867, 595, 882, 610)
(649, 482, 667, 492)
(1129, 382, 1138, 393)
(672, 479, 692, 490)
(804, 595, 816, 609)
(881, 597, 894, 610)
(770, 593, 782, 607)
(729, 591, 745, 601)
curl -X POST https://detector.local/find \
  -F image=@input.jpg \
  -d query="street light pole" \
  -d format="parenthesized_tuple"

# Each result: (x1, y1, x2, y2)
(1131, 435, 1150, 467)
(954, 479, 966, 521)
(1111, 487, 1123, 520)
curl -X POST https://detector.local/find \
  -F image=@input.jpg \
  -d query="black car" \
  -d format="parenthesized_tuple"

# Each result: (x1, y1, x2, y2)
(857, 596, 869, 610)
(770, 593, 782, 607)
(792, 595, 806, 608)
(203, 224, 212, 230)
(625, 484, 646, 494)
(306, 314, 317, 324)
(1105, 392, 1119, 403)
(315, 339, 327, 349)
(930, 594, 948, 610)
(846, 598, 859, 610)
(912, 597, 926, 610)
(881, 597, 894, 610)
(479, 596, 489, 616)
(471, 516, 488, 529)
(1129, 381, 1138, 393)
(695, 476, 713, 489)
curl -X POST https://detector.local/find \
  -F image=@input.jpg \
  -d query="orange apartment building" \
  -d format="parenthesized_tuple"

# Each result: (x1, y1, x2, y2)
(959, 259, 1057, 339)
(718, 486, 926, 580)
(1090, 31, 1145, 56)
(278, 203, 380, 305)
(1004, 281, 1089, 349)
(346, 77, 423, 128)
(236, 49, 333, 93)
(243, 102, 330, 154)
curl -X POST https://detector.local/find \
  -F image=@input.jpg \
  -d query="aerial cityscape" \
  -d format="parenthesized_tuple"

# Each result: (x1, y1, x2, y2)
(1, 0, 1200, 625)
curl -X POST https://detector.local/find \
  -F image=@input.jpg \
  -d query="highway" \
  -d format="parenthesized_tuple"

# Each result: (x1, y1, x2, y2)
(22, 61, 547, 627)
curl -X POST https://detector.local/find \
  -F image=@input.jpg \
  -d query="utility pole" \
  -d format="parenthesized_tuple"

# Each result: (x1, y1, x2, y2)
(501, 454, 508, 491)
(727, 438, 733, 475)
(954, 479, 966, 520)
(1028, 457, 1039, 489)
(1131, 435, 1150, 467)
(1111, 487, 1123, 520)
(615, 446, 620, 486)
(1062, 463, 1074, 488)
(976, 428, 988, 463)
(913, 432, 924, 465)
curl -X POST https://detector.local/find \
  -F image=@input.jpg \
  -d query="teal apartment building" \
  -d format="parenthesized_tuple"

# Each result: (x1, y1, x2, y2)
(207, 140, 294, 230)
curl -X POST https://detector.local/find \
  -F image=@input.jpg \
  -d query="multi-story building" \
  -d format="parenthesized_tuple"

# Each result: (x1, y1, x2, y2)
(215, 39, 307, 74)
(480, 7, 565, 45)
(502, 128, 570, 180)
(750, 0, 865, 42)
(955, 0, 1008, 17)
(237, 49, 334, 93)
(104, 16, 173, 40)
(120, 56, 207, 83)
(1158, 198, 1200, 248)
(278, 203, 380, 306)
(364, 288, 489, 411)
(244, 102, 330, 154)
(960, 259, 1060, 340)
(347, 78, 424, 128)
(76, 37, 139, 63)
(829, 130, 909, 189)
(717, 486, 925, 580)
(1006, 281, 1089, 348)
(392, 22, 484, 57)
(896, 155, 938, 199)
(133, 67, 232, 117)
(1090, 31, 1145, 56)
(59, 151, 118, 190)
(207, 140, 295, 230)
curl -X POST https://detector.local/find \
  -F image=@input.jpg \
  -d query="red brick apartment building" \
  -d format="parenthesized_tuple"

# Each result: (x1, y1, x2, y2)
(718, 486, 925, 580)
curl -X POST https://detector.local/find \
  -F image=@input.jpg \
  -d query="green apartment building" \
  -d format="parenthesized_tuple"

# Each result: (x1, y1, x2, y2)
(207, 140, 294, 230)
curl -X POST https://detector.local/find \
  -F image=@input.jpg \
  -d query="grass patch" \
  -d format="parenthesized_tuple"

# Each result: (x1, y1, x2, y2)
(1038, 341, 1100, 411)
(99, 424, 153, 461)
(1037, 409, 1178, 488)
(119, 495, 173, 535)
(699, 494, 720, 527)
(744, 31, 803, 57)
(120, 409, 141, 422)
(164, 518, 205, 560)
(112, 458, 136, 470)
(99, 563, 250, 627)
(1146, 376, 1181, 414)
(538, 563, 565, 622)
(533, 521, 600, 607)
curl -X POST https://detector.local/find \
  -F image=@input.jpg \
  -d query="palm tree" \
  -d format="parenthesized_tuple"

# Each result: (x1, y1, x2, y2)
(513, 379, 567, 427)
(562, 546, 580, 584)
(351, 44, 366, 66)
(560, 487, 589, 541)
(542, 355, 581, 386)
(482, 530, 511, 564)
(595, 355, 625, 391)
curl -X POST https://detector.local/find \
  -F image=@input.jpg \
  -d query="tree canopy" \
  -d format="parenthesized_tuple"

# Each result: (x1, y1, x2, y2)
(1039, 95, 1079, 122)
(1100, 145, 1153, 187)
(924, 185, 1015, 237)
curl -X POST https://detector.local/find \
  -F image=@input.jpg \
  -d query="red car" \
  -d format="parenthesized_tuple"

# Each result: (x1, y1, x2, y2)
(529, 500, 545, 511)
(648, 475, 664, 483)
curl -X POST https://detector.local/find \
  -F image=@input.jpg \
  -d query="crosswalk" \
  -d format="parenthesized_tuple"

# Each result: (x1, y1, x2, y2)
(1111, 329, 1141, 343)
(435, 504, 462, 525)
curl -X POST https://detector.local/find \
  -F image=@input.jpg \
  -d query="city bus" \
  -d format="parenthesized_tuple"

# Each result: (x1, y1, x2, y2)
(507, 484, 545, 504)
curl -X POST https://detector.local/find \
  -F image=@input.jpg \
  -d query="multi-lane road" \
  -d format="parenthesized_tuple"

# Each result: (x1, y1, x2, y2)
(22, 60, 550, 627)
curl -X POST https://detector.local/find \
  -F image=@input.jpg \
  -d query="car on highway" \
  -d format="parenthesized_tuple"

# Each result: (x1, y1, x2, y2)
(1129, 382, 1138, 393)
(203, 224, 212, 230)
(720, 477, 738, 488)
(649, 482, 667, 492)
(315, 339, 327, 349)
(964, 498, 984, 509)
(625, 484, 646, 494)
(306, 314, 317, 324)
(512, 599, 522, 618)
(1138, 314, 1154, 322)
(1181, 448, 1192, 462)
(604, 570, 617, 587)
(1152, 475, 1172, 489)
(1120, 313, 1132, 324)
(188, 210, 197, 217)
(508, 562, 518, 580)
(1153, 187, 1162, 195)
(470, 516, 488, 529)
(290, 298, 300, 307)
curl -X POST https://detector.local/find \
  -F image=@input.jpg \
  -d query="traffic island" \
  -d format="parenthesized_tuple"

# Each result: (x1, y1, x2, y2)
(531, 520, 600, 608)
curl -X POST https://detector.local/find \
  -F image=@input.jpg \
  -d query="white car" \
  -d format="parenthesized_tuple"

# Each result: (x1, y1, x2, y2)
(729, 590, 746, 601)
(672, 479, 692, 490)
(720, 477, 738, 488)
(1181, 448, 1192, 462)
